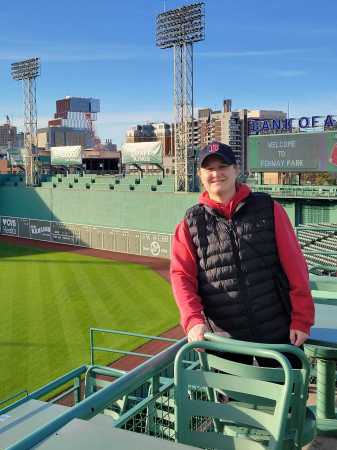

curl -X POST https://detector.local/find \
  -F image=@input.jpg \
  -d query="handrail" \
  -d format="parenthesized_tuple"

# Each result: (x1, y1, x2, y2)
(89, 327, 179, 365)
(0, 389, 28, 408)
(6, 338, 186, 450)
(0, 365, 87, 415)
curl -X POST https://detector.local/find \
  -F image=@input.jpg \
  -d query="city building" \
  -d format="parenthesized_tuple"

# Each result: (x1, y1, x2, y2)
(37, 97, 101, 150)
(196, 99, 286, 173)
(124, 102, 287, 175)
(37, 127, 89, 149)
(0, 117, 17, 150)
(126, 122, 174, 156)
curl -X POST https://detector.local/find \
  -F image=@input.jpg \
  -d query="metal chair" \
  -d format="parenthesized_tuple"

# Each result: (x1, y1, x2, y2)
(174, 335, 315, 450)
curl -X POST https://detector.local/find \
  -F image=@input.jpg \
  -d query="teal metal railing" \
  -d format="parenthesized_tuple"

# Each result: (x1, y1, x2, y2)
(0, 365, 87, 416)
(5, 338, 187, 450)
(89, 327, 179, 365)
(0, 389, 28, 409)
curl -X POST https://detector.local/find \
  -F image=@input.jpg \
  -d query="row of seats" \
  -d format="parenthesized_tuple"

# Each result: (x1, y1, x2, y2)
(297, 224, 337, 274)
(45, 174, 175, 192)
(253, 184, 337, 198)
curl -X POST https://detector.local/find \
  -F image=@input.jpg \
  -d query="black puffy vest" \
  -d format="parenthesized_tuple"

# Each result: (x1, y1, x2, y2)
(186, 192, 291, 343)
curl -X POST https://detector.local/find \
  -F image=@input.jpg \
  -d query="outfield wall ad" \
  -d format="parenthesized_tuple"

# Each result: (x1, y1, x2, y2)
(0, 216, 171, 259)
(248, 131, 337, 172)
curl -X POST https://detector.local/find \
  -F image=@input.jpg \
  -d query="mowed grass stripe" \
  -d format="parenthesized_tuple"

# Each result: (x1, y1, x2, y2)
(0, 242, 178, 401)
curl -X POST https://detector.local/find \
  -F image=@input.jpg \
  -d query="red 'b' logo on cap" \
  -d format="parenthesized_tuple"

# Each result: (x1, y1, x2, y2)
(209, 143, 219, 153)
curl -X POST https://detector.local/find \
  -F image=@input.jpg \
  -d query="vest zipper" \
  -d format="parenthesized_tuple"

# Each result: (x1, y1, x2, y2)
(225, 220, 257, 340)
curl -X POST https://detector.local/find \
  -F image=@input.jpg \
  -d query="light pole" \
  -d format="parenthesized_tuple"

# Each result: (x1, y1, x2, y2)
(156, 3, 205, 192)
(11, 57, 40, 186)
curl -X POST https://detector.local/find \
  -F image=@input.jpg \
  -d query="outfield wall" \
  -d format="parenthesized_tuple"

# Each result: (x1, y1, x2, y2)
(0, 186, 336, 258)
(0, 187, 199, 233)
(0, 215, 172, 259)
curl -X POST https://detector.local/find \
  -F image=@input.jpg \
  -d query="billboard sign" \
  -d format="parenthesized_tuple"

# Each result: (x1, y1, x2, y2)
(30, 219, 51, 240)
(248, 114, 336, 134)
(51, 222, 74, 244)
(1, 217, 18, 236)
(121, 142, 163, 164)
(248, 131, 337, 172)
(50, 145, 82, 166)
(140, 232, 171, 258)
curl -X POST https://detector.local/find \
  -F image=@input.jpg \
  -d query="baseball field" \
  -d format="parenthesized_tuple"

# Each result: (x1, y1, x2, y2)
(0, 240, 179, 402)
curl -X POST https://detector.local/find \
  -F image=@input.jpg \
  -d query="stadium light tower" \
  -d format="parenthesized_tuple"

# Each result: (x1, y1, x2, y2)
(156, 2, 205, 192)
(11, 57, 41, 186)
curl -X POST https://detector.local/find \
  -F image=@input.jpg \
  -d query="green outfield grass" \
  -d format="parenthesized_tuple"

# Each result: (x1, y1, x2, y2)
(0, 241, 179, 402)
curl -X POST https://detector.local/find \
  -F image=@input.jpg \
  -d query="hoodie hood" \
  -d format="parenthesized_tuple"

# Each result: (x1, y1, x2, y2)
(199, 183, 251, 219)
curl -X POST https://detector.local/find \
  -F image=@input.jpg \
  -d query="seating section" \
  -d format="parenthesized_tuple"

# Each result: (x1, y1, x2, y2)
(297, 224, 337, 276)
(39, 174, 176, 193)
(252, 184, 337, 199)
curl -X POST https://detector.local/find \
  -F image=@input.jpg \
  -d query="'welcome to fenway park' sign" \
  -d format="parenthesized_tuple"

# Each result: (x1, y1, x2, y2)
(248, 131, 337, 172)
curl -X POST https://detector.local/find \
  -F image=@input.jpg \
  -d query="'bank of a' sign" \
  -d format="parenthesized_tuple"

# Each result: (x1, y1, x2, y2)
(249, 114, 336, 133)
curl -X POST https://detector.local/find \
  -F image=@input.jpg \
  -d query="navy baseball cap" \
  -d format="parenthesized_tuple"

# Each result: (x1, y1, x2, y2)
(199, 141, 236, 167)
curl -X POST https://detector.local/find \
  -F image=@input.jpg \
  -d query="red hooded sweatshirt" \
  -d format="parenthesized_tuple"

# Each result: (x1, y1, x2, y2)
(170, 184, 315, 335)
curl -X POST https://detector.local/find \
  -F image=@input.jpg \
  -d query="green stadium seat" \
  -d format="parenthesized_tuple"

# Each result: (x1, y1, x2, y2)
(175, 335, 315, 450)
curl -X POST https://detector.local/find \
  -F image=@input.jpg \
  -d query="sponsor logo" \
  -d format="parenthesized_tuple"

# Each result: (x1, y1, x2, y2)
(150, 241, 161, 257)
(1, 218, 17, 235)
(31, 225, 51, 235)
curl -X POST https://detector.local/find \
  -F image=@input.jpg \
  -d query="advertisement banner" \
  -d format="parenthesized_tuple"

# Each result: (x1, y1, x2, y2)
(140, 232, 171, 258)
(51, 222, 74, 244)
(0, 217, 172, 259)
(1, 217, 18, 236)
(50, 146, 83, 166)
(30, 219, 51, 240)
(19, 218, 30, 238)
(248, 131, 337, 172)
(121, 142, 163, 164)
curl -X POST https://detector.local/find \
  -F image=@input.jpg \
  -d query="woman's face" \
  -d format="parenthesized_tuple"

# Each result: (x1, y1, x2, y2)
(198, 155, 239, 201)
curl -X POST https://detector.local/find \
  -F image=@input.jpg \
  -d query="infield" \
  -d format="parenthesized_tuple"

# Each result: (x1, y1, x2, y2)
(0, 241, 178, 401)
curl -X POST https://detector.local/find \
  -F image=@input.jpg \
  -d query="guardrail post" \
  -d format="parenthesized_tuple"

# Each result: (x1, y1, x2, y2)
(316, 359, 336, 419)
(90, 328, 94, 365)
(74, 376, 81, 404)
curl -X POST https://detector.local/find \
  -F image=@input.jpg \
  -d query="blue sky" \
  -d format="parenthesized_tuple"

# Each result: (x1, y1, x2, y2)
(1, 0, 337, 146)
